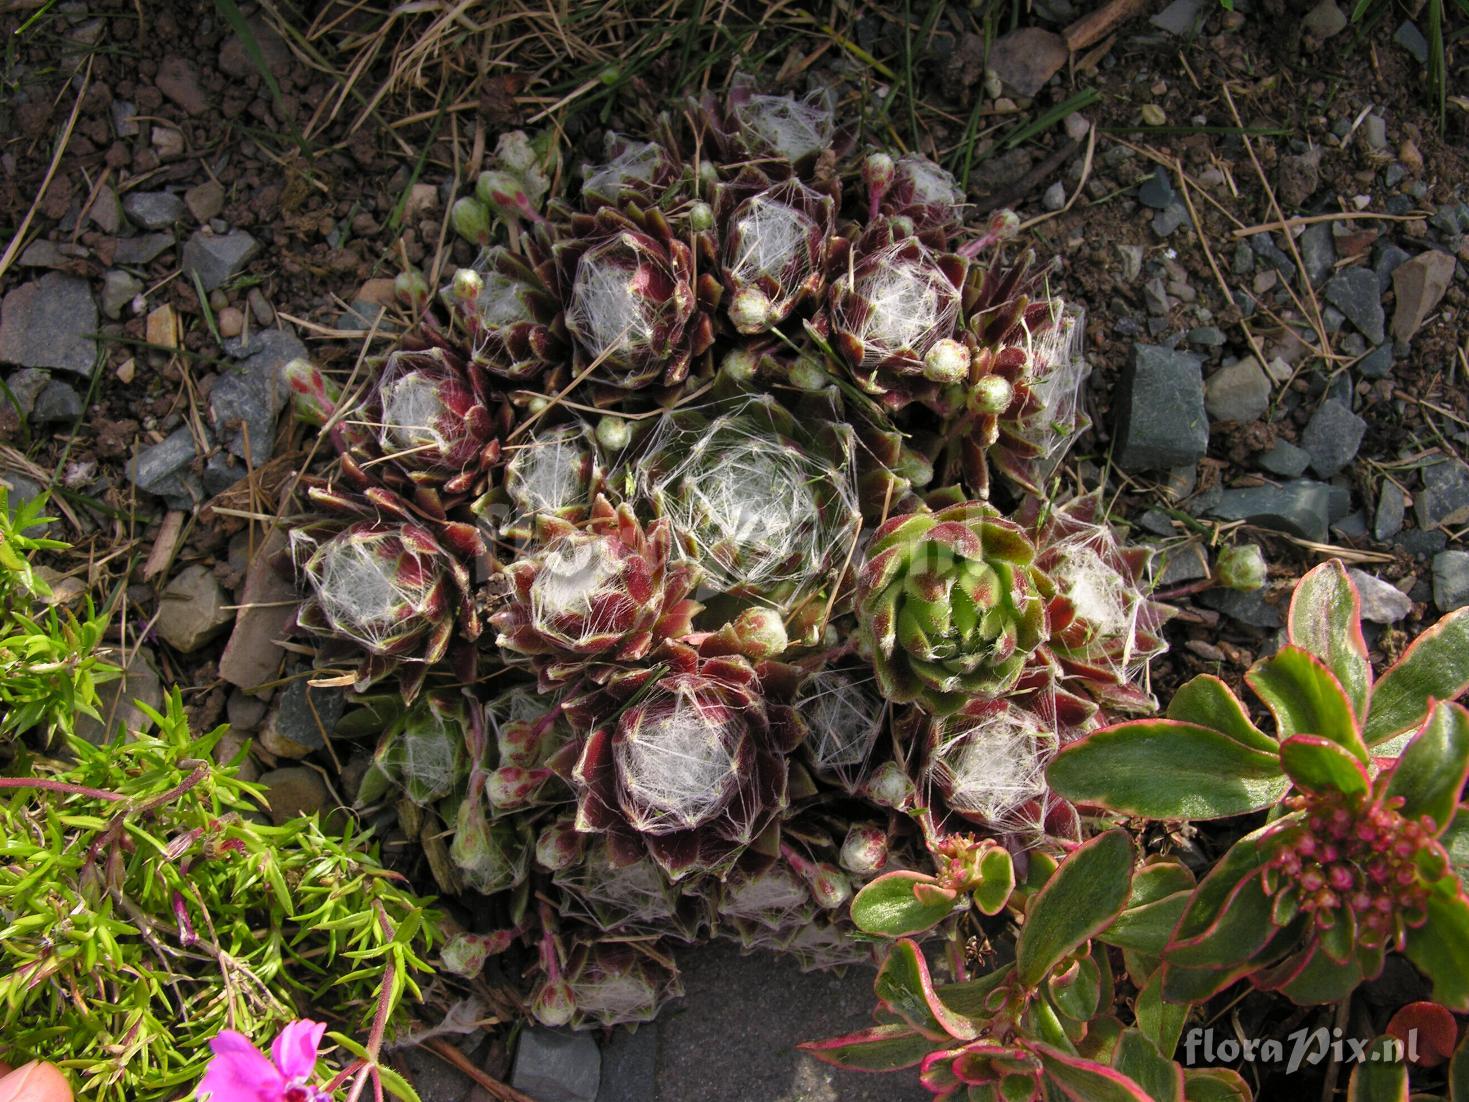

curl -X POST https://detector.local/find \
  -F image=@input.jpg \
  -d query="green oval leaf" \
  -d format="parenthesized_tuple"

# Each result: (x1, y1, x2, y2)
(1047, 720, 1288, 820)
(1403, 878, 1469, 1013)
(1365, 607, 1469, 745)
(1135, 967, 1188, 1058)
(1017, 830, 1134, 987)
(1101, 890, 1193, 954)
(1346, 1037, 1409, 1102)
(1386, 700, 1469, 832)
(1183, 1068, 1253, 1102)
(1288, 560, 1372, 723)
(874, 939, 979, 1041)
(1246, 645, 1365, 758)
(1036, 1044, 1154, 1102)
(1112, 1029, 1183, 1102)
(973, 846, 1016, 916)
(797, 1023, 934, 1071)
(1278, 734, 1370, 799)
(851, 871, 959, 937)
(1167, 675, 1274, 752)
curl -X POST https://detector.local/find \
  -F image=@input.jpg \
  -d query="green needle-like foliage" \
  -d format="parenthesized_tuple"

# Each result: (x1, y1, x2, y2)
(0, 689, 439, 1102)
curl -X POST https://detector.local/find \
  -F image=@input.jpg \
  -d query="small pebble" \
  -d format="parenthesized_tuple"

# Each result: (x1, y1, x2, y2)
(217, 306, 245, 338)
(1041, 181, 1066, 211)
(1140, 104, 1167, 126)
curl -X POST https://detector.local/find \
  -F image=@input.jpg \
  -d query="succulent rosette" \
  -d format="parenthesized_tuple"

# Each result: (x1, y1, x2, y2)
(827, 231, 968, 410)
(791, 668, 888, 793)
(855, 500, 1045, 716)
(865, 152, 967, 245)
(714, 170, 841, 334)
(553, 203, 720, 390)
(581, 132, 682, 210)
(550, 940, 686, 1030)
(491, 495, 702, 687)
(495, 420, 605, 541)
(563, 639, 803, 880)
(440, 247, 568, 385)
(695, 76, 840, 173)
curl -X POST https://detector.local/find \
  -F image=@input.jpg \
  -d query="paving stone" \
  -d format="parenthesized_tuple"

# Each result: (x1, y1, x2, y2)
(1204, 358, 1271, 423)
(1416, 459, 1469, 529)
(0, 272, 98, 376)
(182, 229, 260, 292)
(1391, 250, 1456, 342)
(1348, 569, 1413, 623)
(1324, 267, 1385, 344)
(1114, 345, 1208, 471)
(1432, 551, 1469, 613)
(122, 190, 185, 229)
(155, 564, 234, 652)
(1301, 398, 1367, 478)
(599, 1024, 657, 1102)
(513, 1030, 599, 1102)
(1208, 480, 1334, 542)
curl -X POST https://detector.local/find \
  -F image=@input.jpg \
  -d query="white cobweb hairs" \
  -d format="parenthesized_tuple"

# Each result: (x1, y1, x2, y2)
(398, 717, 463, 805)
(924, 704, 1059, 839)
(300, 529, 432, 653)
(895, 154, 964, 208)
(727, 193, 817, 287)
(834, 242, 961, 367)
(615, 677, 746, 835)
(737, 91, 834, 162)
(1045, 508, 1152, 685)
(566, 238, 659, 362)
(528, 532, 629, 648)
(1021, 303, 1091, 474)
(795, 669, 885, 790)
(473, 260, 533, 329)
(502, 424, 597, 536)
(718, 863, 813, 928)
(553, 839, 688, 935)
(378, 365, 453, 457)
(637, 400, 861, 606)
(583, 136, 666, 199)
(567, 945, 683, 1029)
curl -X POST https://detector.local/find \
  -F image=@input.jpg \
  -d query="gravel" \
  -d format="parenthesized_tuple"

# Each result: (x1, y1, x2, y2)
(1347, 569, 1413, 623)
(182, 229, 260, 292)
(1114, 345, 1208, 471)
(1432, 551, 1469, 613)
(1204, 358, 1271, 423)
(1301, 397, 1367, 478)
(1416, 459, 1469, 529)
(0, 272, 99, 376)
(1208, 480, 1334, 542)
(1323, 267, 1385, 345)
(155, 565, 234, 652)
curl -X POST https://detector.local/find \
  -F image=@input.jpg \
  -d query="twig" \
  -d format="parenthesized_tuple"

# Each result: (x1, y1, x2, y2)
(423, 1039, 540, 1102)
(1231, 209, 1428, 238)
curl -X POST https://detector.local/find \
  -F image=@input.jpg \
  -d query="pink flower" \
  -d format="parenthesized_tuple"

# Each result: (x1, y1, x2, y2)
(198, 1020, 331, 1102)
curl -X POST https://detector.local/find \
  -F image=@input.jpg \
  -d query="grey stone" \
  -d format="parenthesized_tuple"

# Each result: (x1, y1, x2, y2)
(1150, 0, 1210, 34)
(0, 272, 98, 376)
(33, 380, 82, 423)
(1324, 267, 1385, 344)
(1375, 481, 1407, 541)
(204, 451, 247, 496)
(656, 942, 929, 1102)
(1138, 168, 1175, 210)
(1299, 222, 1335, 287)
(1137, 508, 1175, 537)
(1402, 529, 1449, 560)
(1041, 181, 1066, 211)
(182, 230, 260, 292)
(1157, 542, 1209, 586)
(1357, 343, 1395, 379)
(1362, 114, 1389, 152)
(1187, 326, 1226, 348)
(186, 180, 226, 223)
(1258, 440, 1312, 478)
(1209, 480, 1334, 542)
(259, 675, 344, 759)
(1205, 358, 1271, 423)
(128, 426, 199, 498)
(512, 1030, 599, 1102)
(227, 690, 270, 732)
(100, 270, 142, 320)
(155, 564, 234, 652)
(1252, 235, 1298, 283)
(1114, 345, 1208, 471)
(1391, 250, 1456, 342)
(1395, 20, 1429, 64)
(1199, 586, 1283, 628)
(156, 56, 208, 115)
(1332, 510, 1368, 541)
(1348, 569, 1413, 623)
(1433, 551, 1469, 613)
(987, 27, 1068, 98)
(220, 529, 295, 691)
(336, 299, 394, 335)
(259, 767, 329, 825)
(1301, 398, 1366, 478)
(75, 646, 164, 744)
(1279, 151, 1322, 210)
(1374, 243, 1411, 292)
(212, 329, 304, 461)
(1303, 0, 1347, 37)
(600, 1024, 657, 1102)
(4, 368, 51, 416)
(89, 186, 122, 235)
(114, 233, 176, 265)
(1417, 459, 1469, 529)
(110, 99, 138, 137)
(1142, 278, 1170, 316)
(19, 239, 70, 269)
(1116, 245, 1144, 282)
(1152, 201, 1189, 237)
(122, 190, 185, 230)
(1327, 482, 1352, 523)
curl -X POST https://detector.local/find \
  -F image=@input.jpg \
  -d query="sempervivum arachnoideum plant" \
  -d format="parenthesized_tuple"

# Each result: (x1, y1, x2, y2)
(437, 247, 569, 386)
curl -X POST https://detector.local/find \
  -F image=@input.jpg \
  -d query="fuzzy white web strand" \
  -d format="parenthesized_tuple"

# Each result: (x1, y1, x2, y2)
(553, 844, 682, 931)
(740, 94, 833, 161)
(728, 197, 815, 286)
(617, 685, 740, 833)
(313, 535, 424, 650)
(897, 155, 962, 208)
(400, 722, 460, 804)
(473, 265, 531, 329)
(583, 138, 665, 199)
(379, 370, 450, 455)
(505, 430, 591, 522)
(566, 240, 656, 360)
(836, 246, 960, 366)
(528, 535, 625, 646)
(1023, 305, 1089, 464)
(927, 707, 1057, 836)
(796, 670, 884, 780)
(719, 865, 812, 927)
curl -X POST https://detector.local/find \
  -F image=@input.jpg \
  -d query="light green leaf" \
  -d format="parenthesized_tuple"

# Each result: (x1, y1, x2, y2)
(1016, 830, 1134, 987)
(1365, 607, 1469, 745)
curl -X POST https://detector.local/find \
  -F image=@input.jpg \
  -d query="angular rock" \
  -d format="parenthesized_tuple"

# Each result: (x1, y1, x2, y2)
(182, 230, 260, 292)
(1348, 569, 1413, 624)
(1150, 0, 1210, 35)
(0, 272, 98, 376)
(1279, 152, 1322, 211)
(1152, 201, 1189, 238)
(1395, 20, 1429, 64)
(1199, 586, 1283, 630)
(260, 676, 345, 759)
(1432, 551, 1469, 614)
(0, 471, 51, 535)
(1301, 398, 1366, 478)
(4, 368, 51, 417)
(122, 190, 185, 230)
(219, 529, 296, 691)
(1298, 220, 1335, 286)
(1303, 0, 1347, 37)
(1374, 481, 1407, 541)
(1417, 459, 1469, 530)
(1157, 542, 1209, 586)
(511, 1029, 599, 1102)
(33, 380, 82, 423)
(1390, 250, 1456, 342)
(114, 233, 176, 265)
(988, 28, 1068, 97)
(1258, 440, 1312, 479)
(212, 329, 305, 461)
(1138, 168, 1175, 211)
(75, 646, 164, 745)
(1209, 480, 1333, 542)
(19, 239, 70, 269)
(100, 270, 142, 320)
(155, 564, 234, 652)
(1324, 267, 1385, 344)
(1356, 343, 1394, 380)
(1114, 345, 1208, 471)
(259, 767, 329, 825)
(128, 426, 200, 498)
(1204, 359, 1271, 424)
(156, 56, 208, 115)
(185, 180, 225, 223)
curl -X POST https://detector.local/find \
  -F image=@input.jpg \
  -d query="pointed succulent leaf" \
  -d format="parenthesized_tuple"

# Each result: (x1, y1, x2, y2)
(1346, 1037, 1409, 1102)
(1110, 1030, 1183, 1102)
(1385, 700, 1469, 833)
(1182, 1068, 1253, 1102)
(1277, 734, 1371, 800)
(1035, 1044, 1154, 1102)
(875, 939, 981, 1041)
(1164, 871, 1277, 971)
(1288, 560, 1372, 723)
(1403, 878, 1469, 1013)
(1165, 675, 1274, 752)
(1364, 607, 1469, 745)
(1047, 720, 1288, 820)
(852, 870, 961, 937)
(1016, 829, 1134, 987)
(1100, 891, 1194, 955)
(797, 1024, 934, 1072)
(1245, 645, 1365, 759)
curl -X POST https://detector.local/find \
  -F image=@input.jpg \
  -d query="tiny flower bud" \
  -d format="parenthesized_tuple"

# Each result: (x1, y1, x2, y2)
(450, 266, 484, 303)
(729, 286, 774, 334)
(476, 169, 526, 215)
(863, 151, 896, 217)
(892, 447, 933, 488)
(535, 818, 586, 871)
(283, 358, 339, 426)
(968, 373, 1014, 416)
(787, 358, 830, 391)
(596, 414, 632, 452)
(1216, 543, 1268, 591)
(688, 201, 714, 232)
(862, 761, 916, 810)
(394, 268, 429, 307)
(923, 337, 971, 383)
(840, 824, 890, 875)
(531, 979, 576, 1027)
(451, 196, 493, 245)
(722, 346, 760, 383)
(729, 606, 788, 660)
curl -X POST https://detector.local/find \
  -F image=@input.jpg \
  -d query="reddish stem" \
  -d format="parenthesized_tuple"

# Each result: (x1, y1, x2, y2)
(0, 777, 127, 801)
